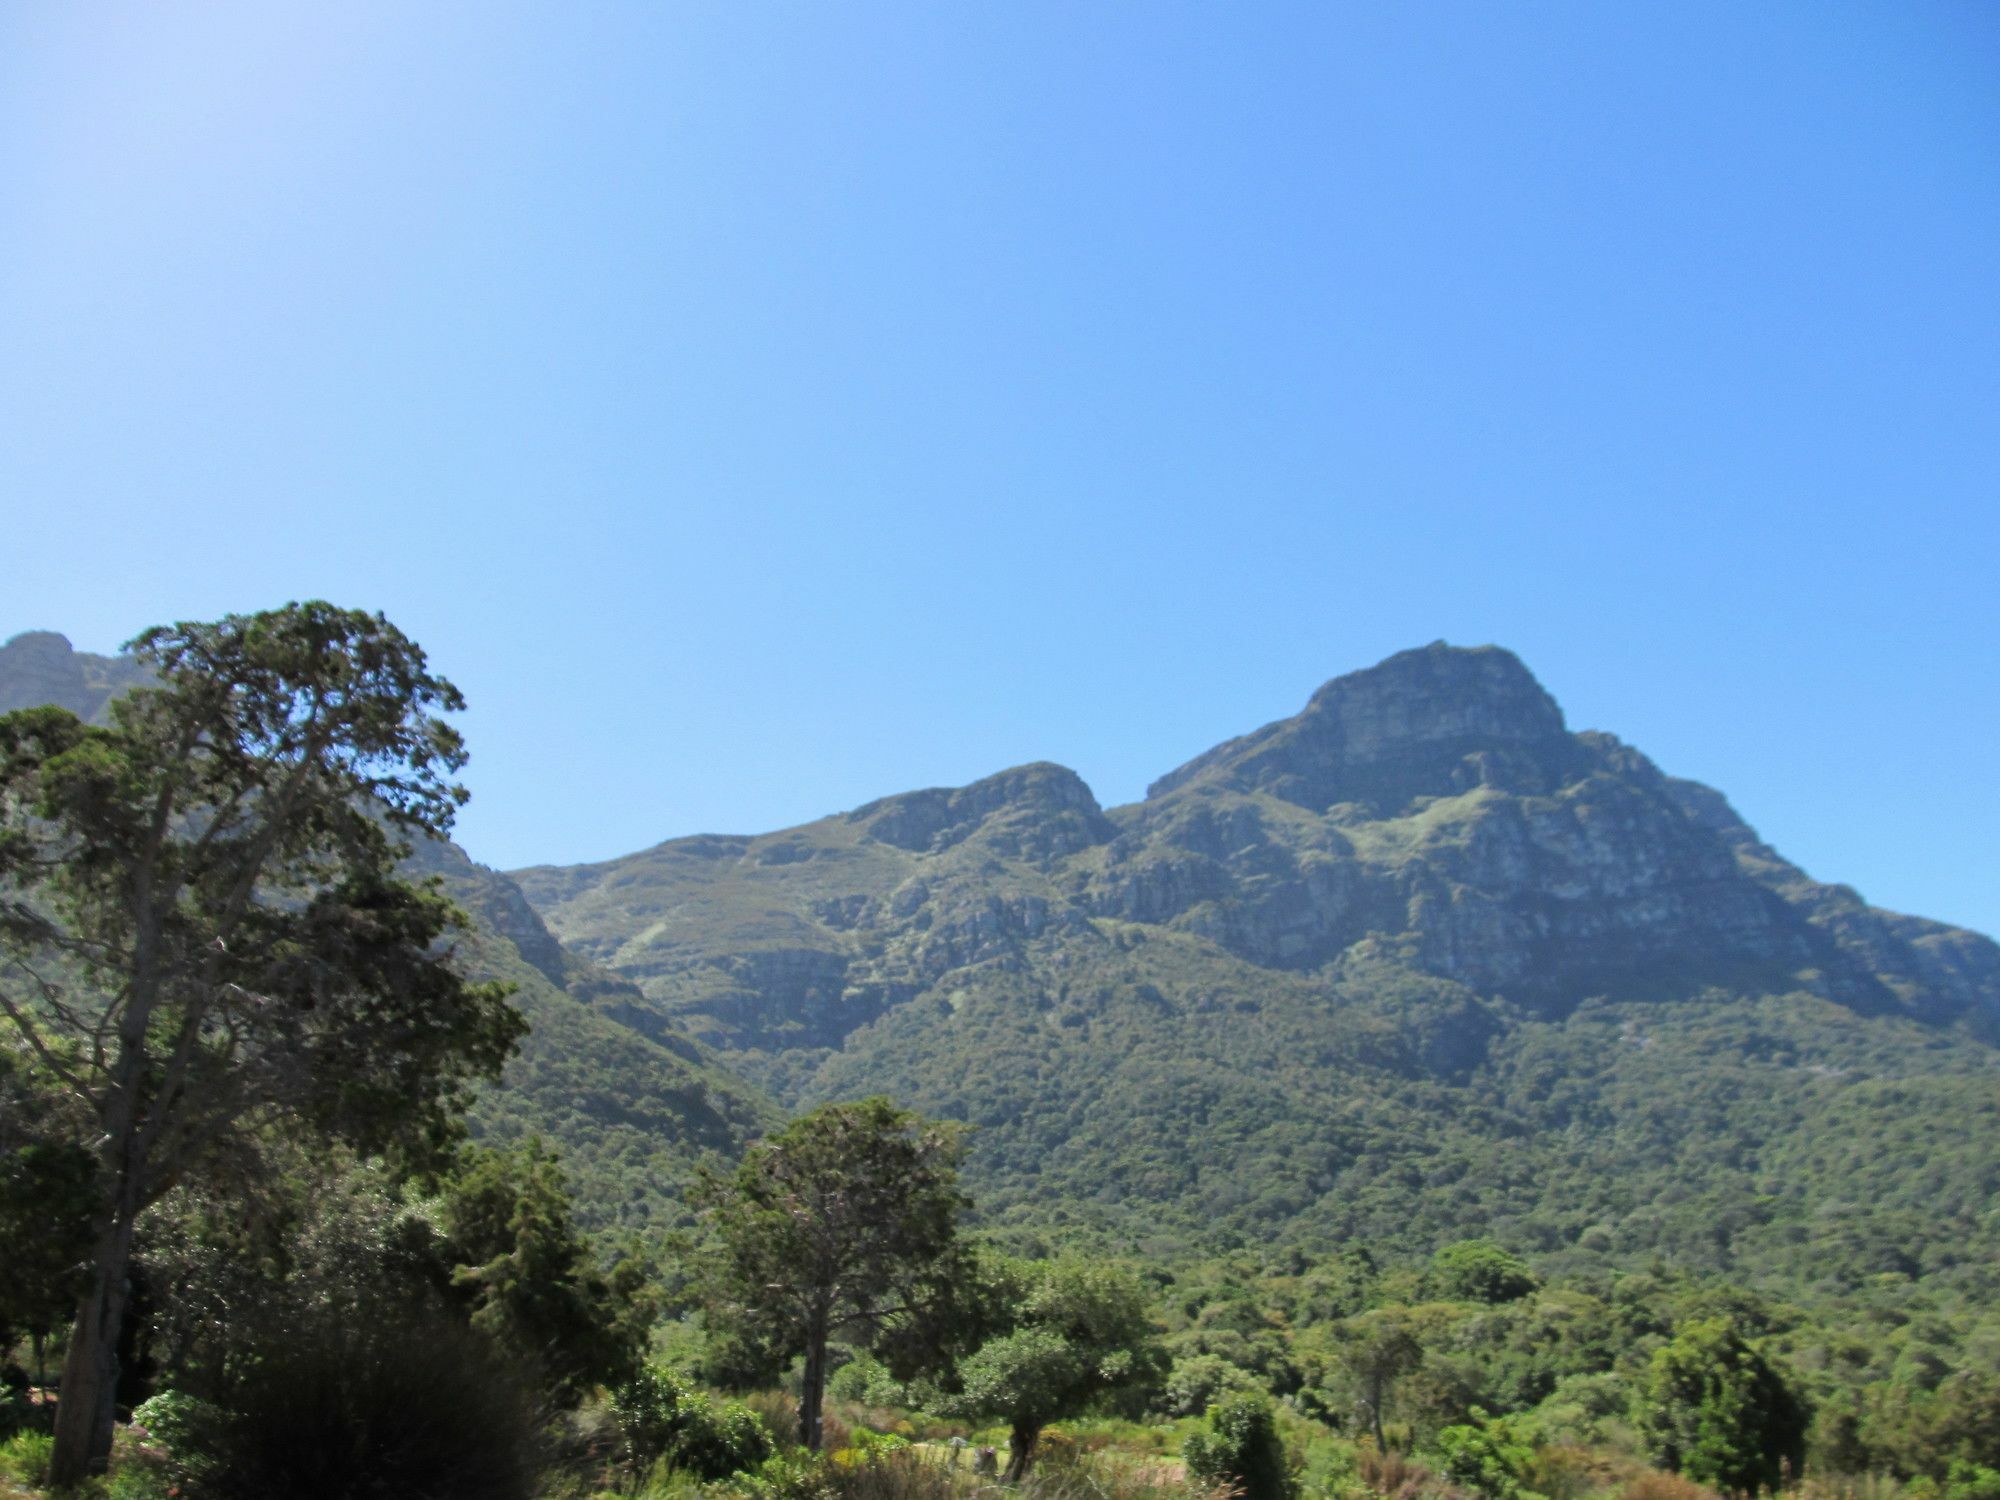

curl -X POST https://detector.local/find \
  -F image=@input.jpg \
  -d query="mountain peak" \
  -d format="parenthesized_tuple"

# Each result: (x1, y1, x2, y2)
(849, 761, 1112, 859)
(1148, 642, 1572, 811)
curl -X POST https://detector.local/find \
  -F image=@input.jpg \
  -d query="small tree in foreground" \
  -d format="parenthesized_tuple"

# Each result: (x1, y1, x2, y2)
(698, 1097, 966, 1452)
(941, 1256, 1167, 1479)
(0, 603, 524, 1485)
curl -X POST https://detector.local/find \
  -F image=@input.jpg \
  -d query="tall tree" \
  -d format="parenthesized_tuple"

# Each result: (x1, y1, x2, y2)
(697, 1097, 966, 1451)
(0, 603, 524, 1486)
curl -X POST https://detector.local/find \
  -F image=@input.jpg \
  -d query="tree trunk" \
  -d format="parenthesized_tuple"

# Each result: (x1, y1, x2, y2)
(48, 1201, 139, 1487)
(800, 1312, 830, 1452)
(1005, 1421, 1040, 1482)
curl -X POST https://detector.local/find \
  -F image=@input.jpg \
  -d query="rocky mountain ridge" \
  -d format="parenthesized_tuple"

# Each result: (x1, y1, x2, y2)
(513, 643, 1998, 1058)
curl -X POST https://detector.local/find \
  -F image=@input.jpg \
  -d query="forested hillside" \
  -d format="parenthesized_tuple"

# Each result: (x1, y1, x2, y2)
(511, 643, 2000, 1279)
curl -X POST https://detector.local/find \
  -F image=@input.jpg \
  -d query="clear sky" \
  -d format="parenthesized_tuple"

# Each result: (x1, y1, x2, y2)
(4, 3, 1996, 936)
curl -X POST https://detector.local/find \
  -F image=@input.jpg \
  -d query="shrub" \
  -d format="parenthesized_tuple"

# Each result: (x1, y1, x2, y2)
(744, 1390, 802, 1447)
(1944, 1462, 2000, 1500)
(1428, 1243, 1538, 1306)
(730, 1446, 954, 1500)
(1185, 1391, 1295, 1500)
(1161, 1354, 1262, 1418)
(612, 1365, 772, 1481)
(1617, 1473, 1719, 1500)
(151, 1314, 545, 1500)
(1435, 1410, 1535, 1500)
(0, 1384, 34, 1445)
(0, 1430, 53, 1486)
(1636, 1318, 1808, 1495)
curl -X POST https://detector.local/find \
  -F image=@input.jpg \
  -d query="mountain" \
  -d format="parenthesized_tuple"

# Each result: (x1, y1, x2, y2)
(0, 630, 777, 1231)
(513, 643, 2000, 1285)
(0, 630, 153, 720)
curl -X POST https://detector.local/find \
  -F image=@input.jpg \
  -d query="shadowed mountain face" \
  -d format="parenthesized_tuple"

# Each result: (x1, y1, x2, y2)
(0, 631, 152, 720)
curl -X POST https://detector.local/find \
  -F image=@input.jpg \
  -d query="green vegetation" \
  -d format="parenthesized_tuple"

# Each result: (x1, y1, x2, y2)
(697, 1098, 969, 1451)
(0, 604, 524, 1485)
(4, 626, 1998, 1499)
(936, 1256, 1166, 1478)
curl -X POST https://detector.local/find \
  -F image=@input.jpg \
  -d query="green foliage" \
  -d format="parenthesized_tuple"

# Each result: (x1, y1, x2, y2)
(1938, 1460, 2000, 1500)
(1637, 1317, 1808, 1493)
(128, 1313, 544, 1500)
(1430, 1242, 1539, 1305)
(442, 1139, 655, 1402)
(0, 1430, 53, 1485)
(939, 1255, 1167, 1478)
(611, 1364, 772, 1481)
(1160, 1353, 1261, 1418)
(828, 1354, 910, 1409)
(0, 1136, 94, 1369)
(1184, 1391, 1293, 1500)
(0, 602, 527, 1484)
(698, 1098, 968, 1451)
(1436, 1408, 1540, 1500)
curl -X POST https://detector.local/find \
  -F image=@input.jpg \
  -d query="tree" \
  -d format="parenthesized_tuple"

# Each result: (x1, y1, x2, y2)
(1429, 1240, 1538, 1305)
(0, 1047, 95, 1386)
(1637, 1316, 1808, 1493)
(441, 1139, 655, 1402)
(696, 1097, 966, 1451)
(0, 603, 524, 1485)
(1337, 1308, 1425, 1450)
(941, 1256, 1166, 1479)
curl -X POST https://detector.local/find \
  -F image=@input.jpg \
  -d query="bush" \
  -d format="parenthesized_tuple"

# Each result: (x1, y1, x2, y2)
(0, 1385, 34, 1445)
(1944, 1461, 2000, 1500)
(1617, 1473, 1718, 1500)
(1185, 1392, 1294, 1500)
(1435, 1410, 1535, 1500)
(730, 1447, 955, 1500)
(744, 1390, 802, 1447)
(0, 1430, 53, 1486)
(151, 1314, 545, 1500)
(1161, 1354, 1262, 1418)
(1428, 1243, 1538, 1306)
(612, 1365, 772, 1481)
(829, 1356, 908, 1410)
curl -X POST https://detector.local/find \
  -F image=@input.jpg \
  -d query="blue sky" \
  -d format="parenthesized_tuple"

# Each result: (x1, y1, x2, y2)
(4, 3, 1996, 936)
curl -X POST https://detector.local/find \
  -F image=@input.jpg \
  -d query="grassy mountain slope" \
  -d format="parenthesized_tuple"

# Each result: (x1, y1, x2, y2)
(512, 643, 2000, 1286)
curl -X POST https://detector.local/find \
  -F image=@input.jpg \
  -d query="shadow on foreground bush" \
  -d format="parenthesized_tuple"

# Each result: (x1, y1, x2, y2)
(153, 1314, 545, 1500)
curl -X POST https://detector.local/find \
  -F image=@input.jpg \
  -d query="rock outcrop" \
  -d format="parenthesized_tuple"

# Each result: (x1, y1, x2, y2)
(0, 631, 151, 720)
(515, 642, 1999, 1050)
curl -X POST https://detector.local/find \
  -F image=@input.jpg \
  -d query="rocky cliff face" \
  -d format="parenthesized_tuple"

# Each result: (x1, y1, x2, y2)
(519, 643, 1998, 1050)
(0, 631, 151, 720)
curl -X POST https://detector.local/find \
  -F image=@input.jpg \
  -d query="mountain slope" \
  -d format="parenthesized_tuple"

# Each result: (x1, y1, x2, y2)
(512, 643, 2000, 1279)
